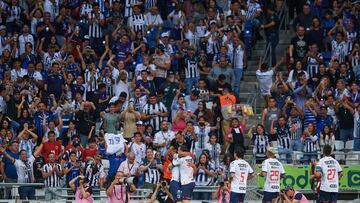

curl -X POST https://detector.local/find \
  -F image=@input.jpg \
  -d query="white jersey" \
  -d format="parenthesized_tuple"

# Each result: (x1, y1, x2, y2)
(316, 156, 342, 193)
(262, 158, 285, 192)
(104, 133, 127, 155)
(171, 155, 181, 182)
(153, 130, 175, 156)
(256, 69, 274, 95)
(128, 142, 146, 164)
(229, 159, 254, 194)
(174, 155, 195, 185)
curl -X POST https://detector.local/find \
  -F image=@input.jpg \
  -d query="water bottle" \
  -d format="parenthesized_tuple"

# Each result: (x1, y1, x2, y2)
(176, 189, 182, 200)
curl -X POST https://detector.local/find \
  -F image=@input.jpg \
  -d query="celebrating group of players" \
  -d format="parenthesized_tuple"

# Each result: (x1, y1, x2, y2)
(226, 144, 342, 203)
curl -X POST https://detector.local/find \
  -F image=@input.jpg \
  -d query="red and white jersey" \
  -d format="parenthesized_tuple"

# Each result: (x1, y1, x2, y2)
(229, 159, 254, 194)
(316, 156, 342, 193)
(262, 158, 285, 192)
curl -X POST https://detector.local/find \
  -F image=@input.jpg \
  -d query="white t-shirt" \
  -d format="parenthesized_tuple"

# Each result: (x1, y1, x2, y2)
(14, 155, 35, 183)
(154, 130, 175, 156)
(194, 126, 211, 149)
(171, 155, 181, 182)
(118, 160, 140, 176)
(262, 158, 285, 192)
(316, 156, 342, 193)
(18, 34, 34, 55)
(256, 69, 273, 95)
(11, 68, 28, 81)
(230, 159, 254, 193)
(128, 142, 146, 164)
(104, 133, 127, 155)
(174, 155, 195, 185)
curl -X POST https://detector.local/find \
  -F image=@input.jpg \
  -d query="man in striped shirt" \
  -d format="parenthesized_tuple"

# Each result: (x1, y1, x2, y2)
(87, 3, 105, 54)
(84, 153, 106, 191)
(42, 152, 63, 200)
(270, 116, 293, 164)
(139, 148, 163, 190)
(184, 46, 199, 95)
(141, 94, 168, 132)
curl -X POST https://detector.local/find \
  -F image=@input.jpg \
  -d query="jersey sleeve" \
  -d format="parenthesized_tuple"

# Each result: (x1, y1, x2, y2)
(229, 161, 236, 173)
(261, 160, 267, 172)
(336, 161, 342, 173)
(280, 163, 285, 175)
(248, 163, 254, 174)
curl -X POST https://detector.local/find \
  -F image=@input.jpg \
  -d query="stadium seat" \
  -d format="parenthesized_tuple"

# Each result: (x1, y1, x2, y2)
(102, 159, 110, 170)
(292, 151, 303, 164)
(334, 140, 345, 151)
(334, 151, 346, 162)
(346, 151, 360, 165)
(345, 140, 354, 152)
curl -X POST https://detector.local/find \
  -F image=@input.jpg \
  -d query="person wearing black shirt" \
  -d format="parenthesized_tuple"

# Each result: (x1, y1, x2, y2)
(335, 99, 354, 142)
(75, 101, 100, 147)
(289, 26, 309, 63)
(261, 5, 279, 66)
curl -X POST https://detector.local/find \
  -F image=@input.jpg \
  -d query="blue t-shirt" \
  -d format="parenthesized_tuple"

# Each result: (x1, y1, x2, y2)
(65, 162, 81, 187)
(2, 150, 20, 179)
(108, 153, 126, 178)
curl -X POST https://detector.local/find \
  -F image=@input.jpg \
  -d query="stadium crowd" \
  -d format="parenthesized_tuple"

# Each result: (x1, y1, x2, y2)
(0, 0, 357, 202)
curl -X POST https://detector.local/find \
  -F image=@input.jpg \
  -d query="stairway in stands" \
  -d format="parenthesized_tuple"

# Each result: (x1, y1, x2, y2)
(239, 29, 294, 163)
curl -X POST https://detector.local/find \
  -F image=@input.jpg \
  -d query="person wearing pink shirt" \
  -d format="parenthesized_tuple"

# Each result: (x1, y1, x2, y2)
(106, 171, 136, 203)
(69, 175, 94, 203)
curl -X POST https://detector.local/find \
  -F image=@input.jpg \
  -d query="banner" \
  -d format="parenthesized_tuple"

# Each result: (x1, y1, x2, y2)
(256, 165, 360, 190)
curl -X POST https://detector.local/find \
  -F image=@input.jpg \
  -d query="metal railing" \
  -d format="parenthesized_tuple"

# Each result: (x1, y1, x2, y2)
(263, 0, 289, 65)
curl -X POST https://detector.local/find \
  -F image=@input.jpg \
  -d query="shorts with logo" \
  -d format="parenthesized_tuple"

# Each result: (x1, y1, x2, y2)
(319, 190, 338, 202)
(169, 180, 181, 201)
(181, 182, 195, 200)
(230, 191, 246, 202)
(262, 191, 279, 202)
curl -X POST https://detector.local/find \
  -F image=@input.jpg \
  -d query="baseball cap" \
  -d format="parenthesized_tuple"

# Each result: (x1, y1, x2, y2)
(160, 32, 170, 38)
(157, 44, 165, 52)
(267, 146, 276, 154)
(209, 20, 216, 26)
(84, 35, 90, 40)
(167, 71, 175, 76)
(136, 121, 144, 125)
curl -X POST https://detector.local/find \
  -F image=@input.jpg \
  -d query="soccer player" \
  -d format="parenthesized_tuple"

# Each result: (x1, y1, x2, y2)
(260, 146, 286, 203)
(229, 149, 257, 203)
(315, 144, 343, 203)
(175, 145, 196, 203)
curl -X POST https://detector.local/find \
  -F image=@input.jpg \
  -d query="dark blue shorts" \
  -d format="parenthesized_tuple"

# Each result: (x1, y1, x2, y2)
(319, 190, 338, 202)
(181, 182, 195, 200)
(230, 192, 245, 203)
(262, 191, 279, 202)
(169, 180, 181, 201)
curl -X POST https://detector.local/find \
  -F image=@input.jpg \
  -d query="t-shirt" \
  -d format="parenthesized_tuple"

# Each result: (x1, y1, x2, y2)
(262, 158, 285, 192)
(14, 155, 36, 183)
(174, 155, 195, 185)
(104, 133, 127, 155)
(291, 36, 309, 60)
(256, 69, 274, 95)
(316, 156, 342, 193)
(229, 159, 254, 193)
(2, 150, 20, 179)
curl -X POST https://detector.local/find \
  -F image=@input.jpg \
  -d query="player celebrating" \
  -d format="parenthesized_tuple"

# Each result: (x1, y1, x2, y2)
(315, 144, 343, 203)
(260, 146, 286, 203)
(229, 149, 257, 203)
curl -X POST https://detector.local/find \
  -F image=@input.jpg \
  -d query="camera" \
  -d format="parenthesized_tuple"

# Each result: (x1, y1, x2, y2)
(117, 177, 138, 185)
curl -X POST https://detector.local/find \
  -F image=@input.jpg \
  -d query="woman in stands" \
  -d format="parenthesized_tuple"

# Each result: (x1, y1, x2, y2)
(319, 125, 335, 154)
(302, 123, 319, 164)
(194, 153, 215, 200)
(248, 124, 272, 164)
